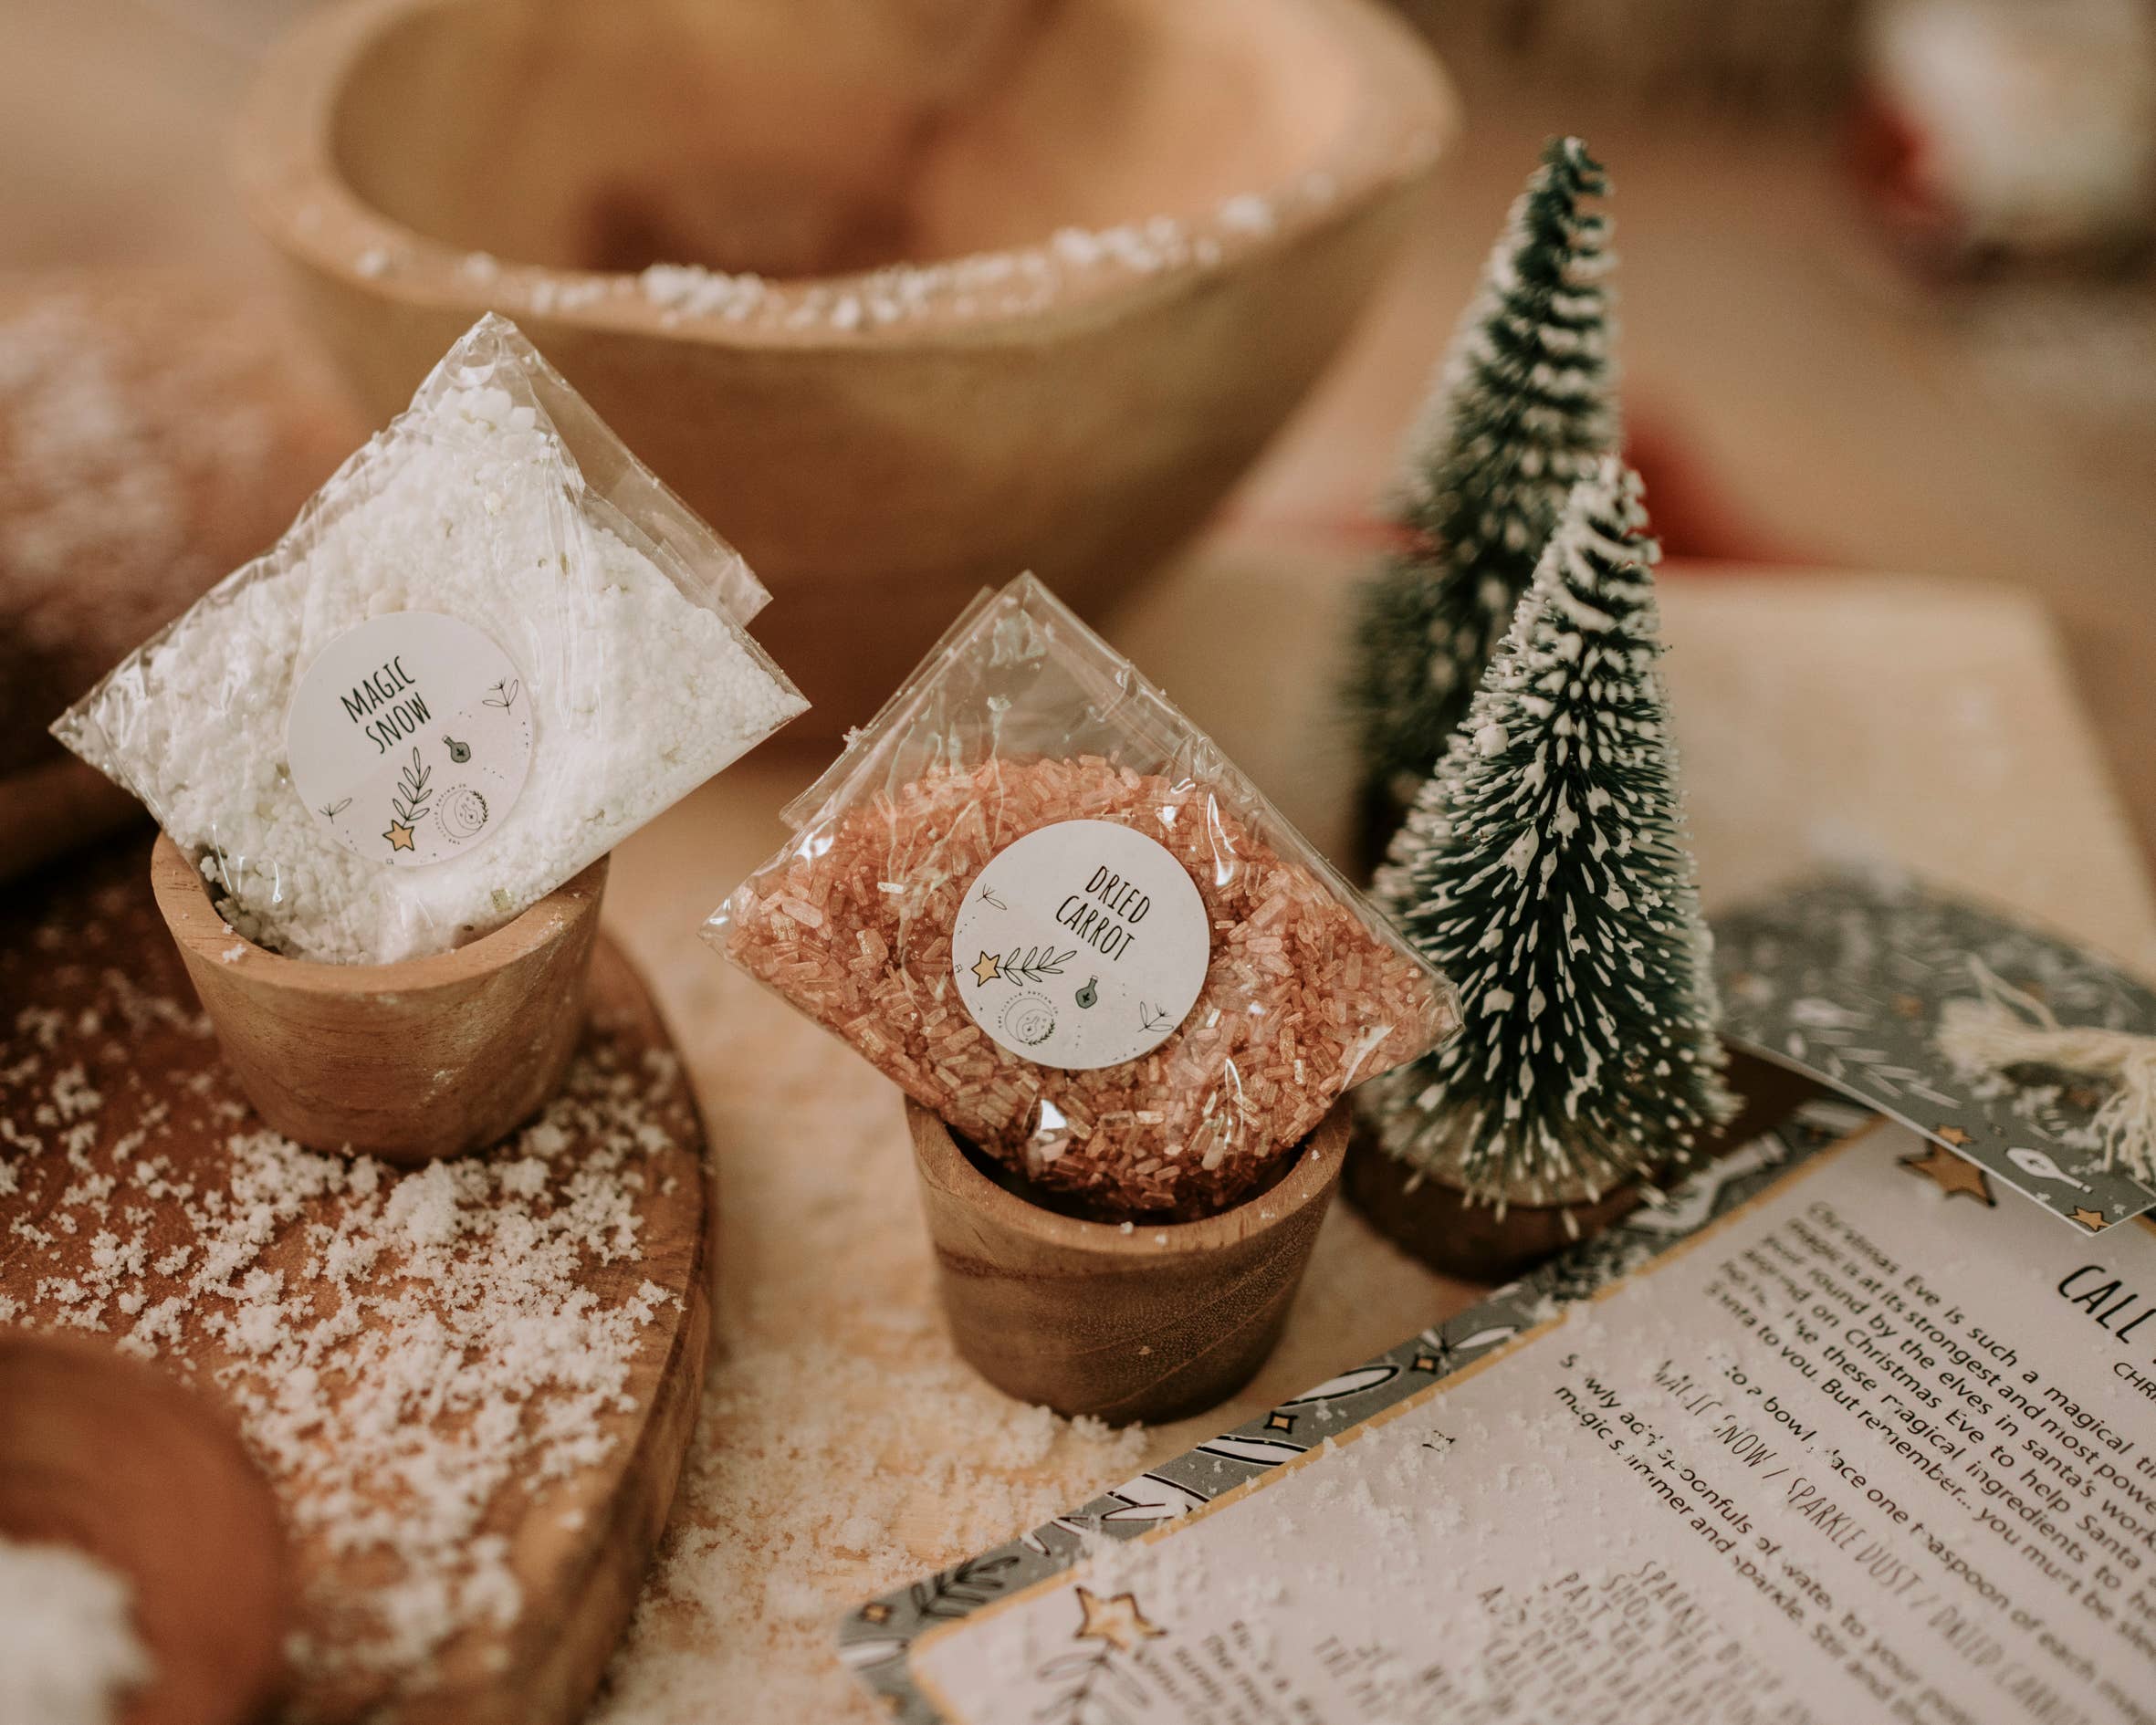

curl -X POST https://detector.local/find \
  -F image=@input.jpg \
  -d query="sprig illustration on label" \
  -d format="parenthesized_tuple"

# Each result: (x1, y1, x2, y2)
(1137, 1002, 1177, 1033)
(997, 946, 1076, 986)
(319, 798, 351, 819)
(482, 678, 521, 710)
(392, 747, 433, 826)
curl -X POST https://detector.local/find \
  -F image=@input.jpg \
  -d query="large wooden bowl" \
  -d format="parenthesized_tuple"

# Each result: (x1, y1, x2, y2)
(150, 832, 605, 1162)
(234, 0, 1457, 730)
(0, 1333, 289, 1725)
(908, 1100, 1348, 1424)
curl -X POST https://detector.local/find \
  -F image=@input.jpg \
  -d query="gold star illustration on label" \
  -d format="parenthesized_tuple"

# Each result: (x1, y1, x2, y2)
(1933, 1124, 1974, 1147)
(970, 950, 1002, 987)
(2072, 1207, 2109, 1231)
(1899, 1144, 1994, 1206)
(1073, 1585, 1163, 1654)
(383, 820, 417, 852)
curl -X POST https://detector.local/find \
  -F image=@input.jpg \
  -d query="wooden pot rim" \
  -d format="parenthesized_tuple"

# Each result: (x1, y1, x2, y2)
(149, 830, 607, 995)
(232, 0, 1459, 352)
(906, 1098, 1347, 1258)
(0, 1330, 283, 1535)
(0, 1330, 291, 1722)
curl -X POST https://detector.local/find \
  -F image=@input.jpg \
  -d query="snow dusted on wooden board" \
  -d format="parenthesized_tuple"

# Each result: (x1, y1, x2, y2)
(0, 850, 706, 1721)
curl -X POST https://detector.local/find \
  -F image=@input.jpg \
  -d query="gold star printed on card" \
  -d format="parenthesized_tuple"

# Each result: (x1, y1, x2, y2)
(2073, 1208, 2109, 1232)
(383, 820, 417, 852)
(1934, 1124, 1974, 1147)
(970, 951, 1002, 987)
(1074, 1586, 1163, 1654)
(860, 1602, 892, 1625)
(1900, 1144, 1995, 1206)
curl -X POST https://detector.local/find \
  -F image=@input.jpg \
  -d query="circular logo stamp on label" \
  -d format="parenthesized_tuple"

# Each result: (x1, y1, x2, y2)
(1000, 993, 1058, 1048)
(286, 612, 533, 869)
(952, 819, 1210, 1072)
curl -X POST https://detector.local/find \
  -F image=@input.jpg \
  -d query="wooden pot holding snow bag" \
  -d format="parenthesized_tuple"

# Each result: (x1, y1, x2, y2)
(150, 833, 605, 1163)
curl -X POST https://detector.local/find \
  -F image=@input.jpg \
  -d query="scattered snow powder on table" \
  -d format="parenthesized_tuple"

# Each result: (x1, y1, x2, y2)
(0, 1535, 154, 1725)
(52, 313, 803, 964)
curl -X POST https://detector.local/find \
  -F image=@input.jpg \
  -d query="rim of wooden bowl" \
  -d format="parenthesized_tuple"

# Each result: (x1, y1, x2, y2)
(148, 830, 607, 996)
(233, 0, 1459, 350)
(907, 1097, 1348, 1257)
(0, 1331, 290, 1725)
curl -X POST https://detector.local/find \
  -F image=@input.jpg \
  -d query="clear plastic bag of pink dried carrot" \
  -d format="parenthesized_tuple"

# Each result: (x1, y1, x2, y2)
(705, 574, 1460, 1220)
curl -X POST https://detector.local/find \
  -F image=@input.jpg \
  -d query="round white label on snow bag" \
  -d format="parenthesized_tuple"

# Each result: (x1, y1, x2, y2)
(287, 612, 532, 868)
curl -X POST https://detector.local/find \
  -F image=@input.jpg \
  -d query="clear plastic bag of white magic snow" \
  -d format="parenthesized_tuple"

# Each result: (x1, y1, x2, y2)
(706, 573, 1460, 1221)
(54, 313, 807, 964)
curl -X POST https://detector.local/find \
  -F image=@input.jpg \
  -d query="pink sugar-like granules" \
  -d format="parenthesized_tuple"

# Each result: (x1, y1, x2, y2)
(718, 755, 1451, 1218)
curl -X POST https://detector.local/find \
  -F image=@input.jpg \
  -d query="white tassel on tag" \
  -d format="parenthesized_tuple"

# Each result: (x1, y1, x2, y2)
(1935, 957, 2156, 1182)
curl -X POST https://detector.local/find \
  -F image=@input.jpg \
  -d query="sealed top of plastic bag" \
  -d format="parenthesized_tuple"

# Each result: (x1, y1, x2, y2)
(709, 573, 1459, 1219)
(55, 313, 806, 964)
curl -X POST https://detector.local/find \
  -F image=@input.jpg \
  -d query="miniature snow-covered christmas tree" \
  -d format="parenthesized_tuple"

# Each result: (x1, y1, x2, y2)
(1348, 136, 1619, 852)
(1357, 456, 1734, 1215)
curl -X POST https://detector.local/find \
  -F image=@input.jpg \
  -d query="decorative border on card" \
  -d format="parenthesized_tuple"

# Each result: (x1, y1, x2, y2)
(838, 1095, 1876, 1720)
(1712, 871, 2156, 1231)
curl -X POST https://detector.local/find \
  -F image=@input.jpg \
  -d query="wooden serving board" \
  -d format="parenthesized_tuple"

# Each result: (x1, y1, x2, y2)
(0, 839, 710, 1725)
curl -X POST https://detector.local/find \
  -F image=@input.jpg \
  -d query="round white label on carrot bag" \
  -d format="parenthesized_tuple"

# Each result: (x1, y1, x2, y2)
(951, 820, 1210, 1071)
(286, 612, 532, 868)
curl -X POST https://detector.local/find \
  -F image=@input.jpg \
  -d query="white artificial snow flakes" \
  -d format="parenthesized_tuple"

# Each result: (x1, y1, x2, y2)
(53, 314, 804, 964)
(622, 182, 1328, 332)
(0, 1536, 154, 1725)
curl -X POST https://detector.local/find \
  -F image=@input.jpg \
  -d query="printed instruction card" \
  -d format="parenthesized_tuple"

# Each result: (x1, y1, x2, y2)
(846, 1107, 2156, 1724)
